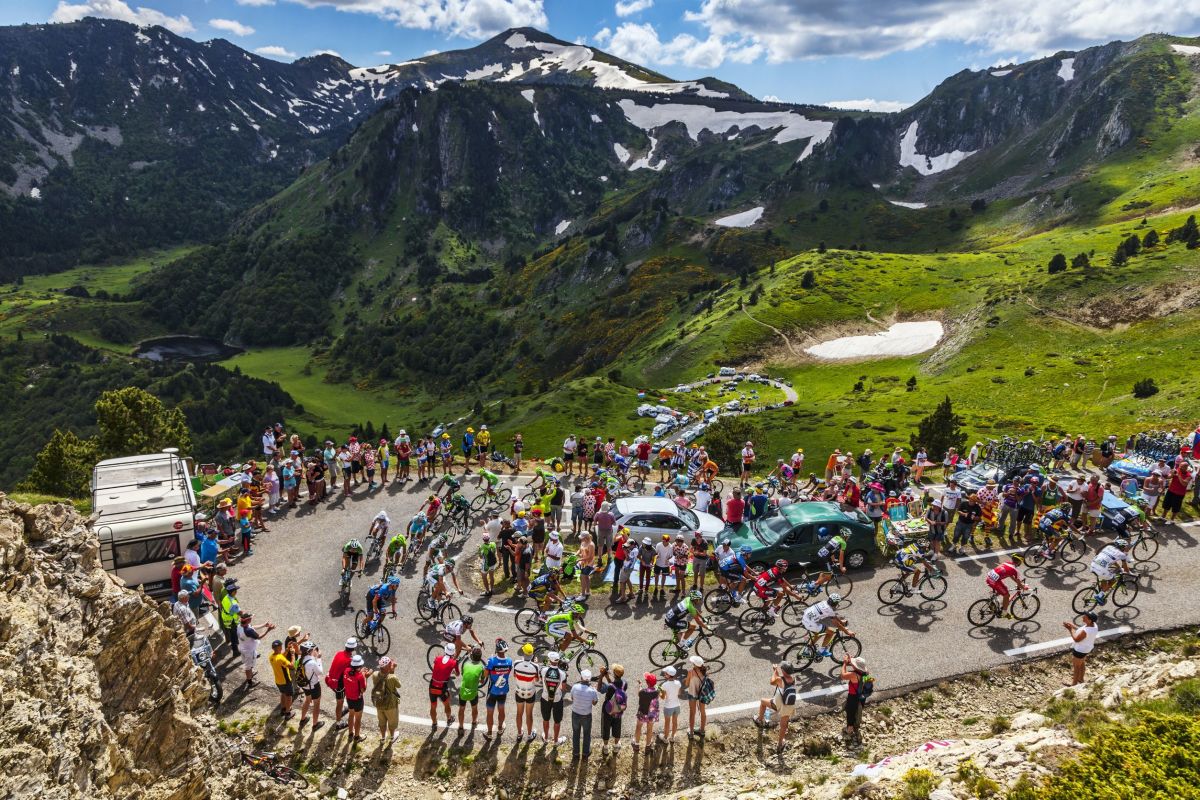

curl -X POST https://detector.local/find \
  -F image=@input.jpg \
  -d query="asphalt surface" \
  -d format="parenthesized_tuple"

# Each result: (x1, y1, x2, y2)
(217, 472, 1200, 734)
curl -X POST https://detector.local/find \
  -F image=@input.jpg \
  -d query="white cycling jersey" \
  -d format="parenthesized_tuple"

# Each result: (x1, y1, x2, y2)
(802, 600, 837, 632)
(1090, 545, 1129, 579)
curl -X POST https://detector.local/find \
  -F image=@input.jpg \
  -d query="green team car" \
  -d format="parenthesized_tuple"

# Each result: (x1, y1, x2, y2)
(724, 502, 879, 571)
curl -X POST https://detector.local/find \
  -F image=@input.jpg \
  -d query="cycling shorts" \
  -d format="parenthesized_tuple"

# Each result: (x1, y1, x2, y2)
(894, 556, 916, 573)
(802, 617, 826, 635)
(719, 566, 743, 580)
(985, 577, 1010, 598)
(546, 621, 568, 638)
(753, 584, 779, 601)
(1089, 563, 1114, 581)
(665, 615, 689, 631)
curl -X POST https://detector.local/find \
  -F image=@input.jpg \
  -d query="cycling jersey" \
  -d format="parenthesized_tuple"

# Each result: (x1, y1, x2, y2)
(485, 655, 512, 696)
(343, 542, 363, 555)
(386, 534, 408, 555)
(1039, 507, 1070, 532)
(1090, 545, 1129, 579)
(895, 544, 924, 567)
(719, 553, 748, 574)
(366, 584, 395, 608)
(817, 535, 847, 561)
(986, 563, 1019, 583)
(480, 470, 499, 486)
(410, 515, 429, 534)
(664, 598, 697, 624)
(529, 574, 556, 595)
(443, 477, 461, 491)
(444, 619, 465, 638)
(613, 455, 629, 470)
(512, 658, 540, 699)
(534, 468, 555, 481)
(802, 601, 837, 632)
(539, 664, 568, 702)
(754, 567, 784, 592)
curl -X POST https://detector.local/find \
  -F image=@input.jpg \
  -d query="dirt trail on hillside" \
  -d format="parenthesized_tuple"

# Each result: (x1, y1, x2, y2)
(740, 306, 802, 357)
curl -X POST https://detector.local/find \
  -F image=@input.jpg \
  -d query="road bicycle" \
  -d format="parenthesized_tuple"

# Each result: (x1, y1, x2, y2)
(534, 635, 609, 672)
(1022, 529, 1087, 568)
(353, 610, 393, 655)
(1072, 572, 1139, 614)
(967, 585, 1040, 627)
(648, 623, 726, 667)
(438, 496, 472, 541)
(228, 738, 307, 787)
(1129, 527, 1159, 565)
(514, 595, 585, 635)
(876, 565, 948, 606)
(337, 567, 359, 609)
(416, 587, 463, 625)
(782, 629, 862, 670)
(470, 484, 513, 511)
(365, 532, 384, 565)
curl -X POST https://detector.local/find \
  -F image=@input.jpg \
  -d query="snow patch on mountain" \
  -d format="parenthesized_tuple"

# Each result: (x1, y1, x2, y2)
(989, 70, 1012, 77)
(714, 206, 764, 227)
(590, 113, 602, 123)
(613, 142, 630, 163)
(899, 121, 977, 175)
(1171, 44, 1200, 55)
(888, 200, 927, 209)
(1057, 58, 1075, 81)
(555, 219, 571, 235)
(616, 100, 833, 161)
(627, 136, 665, 171)
(464, 63, 504, 80)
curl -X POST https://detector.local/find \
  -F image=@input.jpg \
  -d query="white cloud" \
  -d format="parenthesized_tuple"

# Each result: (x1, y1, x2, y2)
(824, 98, 911, 112)
(311, 48, 343, 57)
(209, 18, 255, 37)
(600, 21, 760, 69)
(236, 0, 276, 5)
(282, 0, 548, 39)
(615, 0, 653, 16)
(255, 45, 298, 59)
(375, 49, 393, 56)
(50, 0, 194, 34)
(686, 0, 1200, 63)
(762, 94, 782, 102)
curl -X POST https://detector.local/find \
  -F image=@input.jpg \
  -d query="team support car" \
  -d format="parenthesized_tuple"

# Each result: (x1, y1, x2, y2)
(613, 496, 726, 541)
(721, 502, 879, 571)
(1105, 454, 1157, 487)
(952, 461, 1044, 493)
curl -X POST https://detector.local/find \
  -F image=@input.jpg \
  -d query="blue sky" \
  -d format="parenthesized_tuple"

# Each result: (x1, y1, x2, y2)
(8, 1, 1200, 109)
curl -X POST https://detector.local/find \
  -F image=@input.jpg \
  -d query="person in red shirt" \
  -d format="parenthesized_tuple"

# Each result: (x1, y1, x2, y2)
(326, 638, 356, 730)
(725, 488, 745, 526)
(635, 439, 653, 480)
(1163, 462, 1192, 522)
(841, 477, 861, 510)
(170, 556, 186, 597)
(610, 528, 628, 602)
(985, 556, 1028, 618)
(342, 654, 371, 742)
(429, 642, 460, 730)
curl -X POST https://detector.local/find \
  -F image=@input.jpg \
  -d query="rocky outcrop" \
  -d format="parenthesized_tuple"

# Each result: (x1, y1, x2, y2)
(0, 495, 280, 799)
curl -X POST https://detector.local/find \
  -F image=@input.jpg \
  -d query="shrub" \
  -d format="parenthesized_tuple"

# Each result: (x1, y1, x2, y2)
(901, 768, 937, 800)
(990, 715, 1012, 735)
(1005, 774, 1039, 800)
(1047, 253, 1067, 273)
(1132, 378, 1159, 398)
(802, 737, 833, 757)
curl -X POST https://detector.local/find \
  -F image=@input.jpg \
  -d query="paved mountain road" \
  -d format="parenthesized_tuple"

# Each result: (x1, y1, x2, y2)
(222, 479, 1199, 733)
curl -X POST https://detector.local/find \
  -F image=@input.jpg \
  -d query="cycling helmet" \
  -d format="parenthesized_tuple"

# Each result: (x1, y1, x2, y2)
(347, 539, 362, 551)
(520, 643, 534, 656)
(817, 526, 829, 538)
(547, 651, 561, 663)
(445, 557, 456, 567)
(375, 510, 389, 521)
(1010, 553, 1025, 565)
(549, 568, 562, 578)
(774, 559, 789, 571)
(300, 641, 316, 653)
(720, 539, 731, 548)
(1059, 502, 1072, 513)
(495, 638, 509, 652)
(827, 593, 843, 606)
(689, 589, 703, 601)
(388, 575, 401, 586)
(739, 544, 753, 555)
(1114, 538, 1130, 549)
(462, 615, 474, 626)
(571, 603, 587, 616)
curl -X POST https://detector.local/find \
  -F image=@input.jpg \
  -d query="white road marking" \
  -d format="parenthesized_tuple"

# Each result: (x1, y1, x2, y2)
(484, 605, 518, 615)
(952, 546, 1025, 564)
(1003, 625, 1131, 657)
(704, 683, 845, 718)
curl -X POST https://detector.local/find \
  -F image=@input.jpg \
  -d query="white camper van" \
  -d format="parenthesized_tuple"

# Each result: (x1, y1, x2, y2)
(92, 450, 197, 596)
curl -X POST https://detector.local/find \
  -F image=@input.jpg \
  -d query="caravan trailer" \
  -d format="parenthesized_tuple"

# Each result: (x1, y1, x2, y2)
(92, 450, 197, 597)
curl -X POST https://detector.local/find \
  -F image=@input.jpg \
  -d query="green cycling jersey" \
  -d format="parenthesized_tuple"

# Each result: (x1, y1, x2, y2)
(546, 610, 579, 628)
(343, 541, 363, 554)
(479, 469, 499, 485)
(534, 467, 556, 481)
(386, 533, 408, 555)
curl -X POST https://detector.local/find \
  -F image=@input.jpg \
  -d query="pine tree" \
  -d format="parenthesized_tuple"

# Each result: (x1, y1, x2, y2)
(906, 376, 918, 392)
(1142, 229, 1159, 248)
(1047, 253, 1068, 274)
(801, 269, 816, 288)
(21, 429, 98, 498)
(1071, 252, 1090, 269)
(816, 242, 827, 254)
(1111, 245, 1128, 266)
(909, 396, 967, 462)
(1123, 234, 1141, 257)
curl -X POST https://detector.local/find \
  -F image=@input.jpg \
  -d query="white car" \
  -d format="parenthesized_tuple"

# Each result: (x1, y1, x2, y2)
(613, 496, 725, 540)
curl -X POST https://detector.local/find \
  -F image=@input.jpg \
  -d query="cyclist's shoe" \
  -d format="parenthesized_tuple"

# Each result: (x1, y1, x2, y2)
(1095, 591, 1108, 606)
(805, 581, 817, 594)
(902, 587, 914, 597)
(817, 648, 833, 659)
(1042, 548, 1053, 559)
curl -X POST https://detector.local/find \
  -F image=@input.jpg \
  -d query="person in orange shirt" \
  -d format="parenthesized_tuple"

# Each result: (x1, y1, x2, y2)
(658, 444, 675, 482)
(825, 450, 842, 482)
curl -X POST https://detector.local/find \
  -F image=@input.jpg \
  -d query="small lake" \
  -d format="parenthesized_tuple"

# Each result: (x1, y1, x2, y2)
(805, 321, 944, 360)
(134, 335, 244, 362)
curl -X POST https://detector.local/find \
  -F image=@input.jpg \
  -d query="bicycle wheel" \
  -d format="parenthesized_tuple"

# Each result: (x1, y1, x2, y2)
(919, 574, 949, 601)
(207, 672, 223, 705)
(416, 589, 434, 621)
(371, 625, 391, 656)
(470, 494, 486, 511)
(782, 641, 816, 670)
(515, 608, 542, 635)
(832, 635, 862, 660)
(576, 648, 609, 672)
(967, 598, 997, 627)
(1132, 536, 1158, 563)
(627, 475, 644, 493)
(495, 487, 513, 505)
(439, 602, 462, 623)
(695, 633, 726, 661)
(1011, 592, 1040, 621)
(339, 582, 351, 609)
(1060, 537, 1087, 564)
(711, 479, 724, 493)
(269, 765, 308, 787)
(703, 590, 733, 616)
(1113, 576, 1139, 608)
(648, 639, 678, 668)
(521, 491, 538, 506)
(738, 607, 772, 635)
(780, 600, 805, 628)
(1022, 544, 1046, 569)
(366, 538, 382, 564)
(1071, 587, 1099, 615)
(354, 610, 370, 638)
(825, 572, 853, 598)
(876, 579, 907, 606)
(426, 643, 441, 669)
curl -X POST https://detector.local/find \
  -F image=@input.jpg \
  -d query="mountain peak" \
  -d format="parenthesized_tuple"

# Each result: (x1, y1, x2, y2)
(489, 27, 566, 47)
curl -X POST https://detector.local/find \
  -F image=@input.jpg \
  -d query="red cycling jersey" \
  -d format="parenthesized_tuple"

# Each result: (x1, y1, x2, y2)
(985, 562, 1020, 597)
(753, 566, 783, 599)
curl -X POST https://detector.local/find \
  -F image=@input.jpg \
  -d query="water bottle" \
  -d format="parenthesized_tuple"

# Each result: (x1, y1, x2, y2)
(763, 707, 774, 726)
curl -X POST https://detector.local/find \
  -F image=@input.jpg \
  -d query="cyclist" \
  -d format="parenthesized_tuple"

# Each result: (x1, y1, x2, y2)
(422, 494, 443, 525)
(1037, 503, 1079, 558)
(428, 557, 464, 606)
(894, 540, 934, 594)
(663, 588, 709, 649)
(800, 593, 853, 658)
(528, 464, 557, 493)
(545, 602, 595, 655)
(408, 510, 432, 546)
(1089, 538, 1132, 605)
(368, 511, 390, 548)
(341, 539, 364, 574)
(477, 467, 502, 499)
(773, 458, 795, 487)
(754, 559, 803, 619)
(985, 554, 1029, 618)
(528, 568, 566, 616)
(364, 575, 401, 632)
(423, 533, 448, 577)
(442, 615, 483, 653)
(812, 528, 847, 591)
(671, 470, 691, 492)
(439, 475, 462, 502)
(717, 544, 755, 604)
(384, 529, 409, 571)
(697, 455, 719, 485)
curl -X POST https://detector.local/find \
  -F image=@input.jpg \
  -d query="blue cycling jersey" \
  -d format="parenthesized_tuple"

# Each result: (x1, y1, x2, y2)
(719, 553, 748, 572)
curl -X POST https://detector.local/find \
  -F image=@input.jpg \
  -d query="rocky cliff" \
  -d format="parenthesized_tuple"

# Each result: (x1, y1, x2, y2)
(0, 494, 285, 799)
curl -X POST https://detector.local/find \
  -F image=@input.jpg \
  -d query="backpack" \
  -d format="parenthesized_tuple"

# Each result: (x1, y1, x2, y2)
(563, 554, 578, 580)
(370, 674, 391, 706)
(697, 676, 716, 705)
(1053, 443, 1067, 458)
(858, 673, 875, 703)
(780, 683, 797, 707)
(543, 666, 565, 701)
(604, 680, 628, 716)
